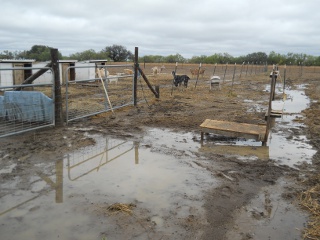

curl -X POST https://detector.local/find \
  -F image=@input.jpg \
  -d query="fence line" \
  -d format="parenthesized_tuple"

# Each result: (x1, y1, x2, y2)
(65, 64, 135, 124)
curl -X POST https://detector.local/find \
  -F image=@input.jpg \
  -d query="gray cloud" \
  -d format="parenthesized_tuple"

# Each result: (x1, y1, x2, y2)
(1, 0, 319, 58)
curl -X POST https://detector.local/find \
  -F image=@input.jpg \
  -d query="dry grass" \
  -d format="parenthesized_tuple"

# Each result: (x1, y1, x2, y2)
(300, 175, 320, 240)
(98, 203, 136, 215)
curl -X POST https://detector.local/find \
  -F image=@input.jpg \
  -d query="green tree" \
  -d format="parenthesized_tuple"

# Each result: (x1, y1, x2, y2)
(18, 45, 63, 61)
(103, 45, 133, 62)
(164, 53, 186, 63)
(244, 52, 267, 64)
(69, 49, 100, 61)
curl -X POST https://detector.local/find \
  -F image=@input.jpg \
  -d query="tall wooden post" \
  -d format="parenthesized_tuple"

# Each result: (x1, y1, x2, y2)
(231, 63, 237, 90)
(264, 70, 276, 144)
(51, 48, 63, 126)
(194, 62, 201, 88)
(223, 63, 228, 83)
(134, 47, 138, 106)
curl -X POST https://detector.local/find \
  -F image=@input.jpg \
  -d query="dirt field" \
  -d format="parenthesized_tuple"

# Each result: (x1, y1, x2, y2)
(1, 64, 319, 240)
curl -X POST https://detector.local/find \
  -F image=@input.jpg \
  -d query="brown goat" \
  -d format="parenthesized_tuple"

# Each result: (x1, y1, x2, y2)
(190, 68, 205, 78)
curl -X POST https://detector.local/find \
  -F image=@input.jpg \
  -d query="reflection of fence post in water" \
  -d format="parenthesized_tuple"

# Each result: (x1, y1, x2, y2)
(134, 141, 139, 164)
(36, 159, 64, 203)
(55, 159, 63, 203)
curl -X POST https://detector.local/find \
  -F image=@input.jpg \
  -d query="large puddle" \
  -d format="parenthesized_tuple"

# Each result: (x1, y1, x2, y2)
(201, 84, 316, 168)
(0, 84, 316, 239)
(0, 129, 217, 240)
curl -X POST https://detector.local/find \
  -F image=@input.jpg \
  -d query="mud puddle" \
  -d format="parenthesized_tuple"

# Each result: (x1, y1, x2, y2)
(226, 177, 308, 240)
(223, 85, 313, 239)
(0, 129, 216, 240)
(202, 85, 316, 168)
(269, 85, 316, 168)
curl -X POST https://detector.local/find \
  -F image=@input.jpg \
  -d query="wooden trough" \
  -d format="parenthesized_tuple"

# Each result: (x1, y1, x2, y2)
(200, 119, 267, 143)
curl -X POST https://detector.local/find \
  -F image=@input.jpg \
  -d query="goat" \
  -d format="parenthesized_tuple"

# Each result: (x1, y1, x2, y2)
(172, 71, 190, 88)
(96, 68, 109, 78)
(210, 75, 221, 90)
(123, 69, 133, 75)
(152, 66, 159, 75)
(152, 65, 165, 75)
(190, 68, 205, 78)
(108, 75, 119, 84)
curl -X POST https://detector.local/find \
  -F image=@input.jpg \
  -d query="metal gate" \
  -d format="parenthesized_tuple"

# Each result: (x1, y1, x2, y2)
(0, 66, 55, 138)
(65, 64, 135, 123)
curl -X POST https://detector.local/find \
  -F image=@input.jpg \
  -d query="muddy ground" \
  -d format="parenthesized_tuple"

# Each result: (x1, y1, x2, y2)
(1, 65, 319, 240)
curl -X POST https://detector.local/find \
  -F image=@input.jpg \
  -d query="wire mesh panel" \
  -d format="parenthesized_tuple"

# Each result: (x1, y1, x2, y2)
(65, 64, 134, 123)
(0, 66, 55, 138)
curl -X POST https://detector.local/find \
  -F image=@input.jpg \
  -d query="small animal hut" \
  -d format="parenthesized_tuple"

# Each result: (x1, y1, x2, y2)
(0, 59, 35, 87)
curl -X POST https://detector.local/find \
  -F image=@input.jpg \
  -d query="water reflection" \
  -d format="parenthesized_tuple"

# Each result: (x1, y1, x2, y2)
(0, 138, 140, 216)
(67, 139, 139, 181)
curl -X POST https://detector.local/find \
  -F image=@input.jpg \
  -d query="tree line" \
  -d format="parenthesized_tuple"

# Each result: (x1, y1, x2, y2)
(1, 44, 319, 66)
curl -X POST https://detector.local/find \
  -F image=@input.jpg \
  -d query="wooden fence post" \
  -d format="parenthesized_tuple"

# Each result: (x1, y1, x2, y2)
(194, 62, 202, 88)
(51, 48, 63, 126)
(134, 47, 138, 106)
(223, 63, 228, 83)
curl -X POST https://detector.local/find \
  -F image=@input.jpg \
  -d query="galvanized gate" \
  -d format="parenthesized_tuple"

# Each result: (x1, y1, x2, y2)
(0, 65, 55, 138)
(65, 64, 135, 123)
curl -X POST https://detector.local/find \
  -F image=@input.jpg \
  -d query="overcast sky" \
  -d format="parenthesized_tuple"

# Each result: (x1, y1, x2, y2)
(0, 0, 319, 58)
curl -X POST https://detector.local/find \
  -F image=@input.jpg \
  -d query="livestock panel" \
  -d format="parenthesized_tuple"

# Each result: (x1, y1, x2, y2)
(0, 66, 55, 138)
(65, 64, 136, 123)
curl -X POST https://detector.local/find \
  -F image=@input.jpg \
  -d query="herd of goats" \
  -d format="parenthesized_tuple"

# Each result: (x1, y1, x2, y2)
(96, 65, 221, 89)
(151, 65, 220, 89)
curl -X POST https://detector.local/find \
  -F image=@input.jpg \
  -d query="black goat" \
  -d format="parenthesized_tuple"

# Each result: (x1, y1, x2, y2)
(172, 71, 190, 88)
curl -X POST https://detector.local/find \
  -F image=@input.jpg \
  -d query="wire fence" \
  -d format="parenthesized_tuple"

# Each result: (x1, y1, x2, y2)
(0, 66, 55, 138)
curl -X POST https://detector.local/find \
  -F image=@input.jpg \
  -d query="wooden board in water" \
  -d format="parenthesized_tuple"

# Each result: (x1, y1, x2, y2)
(200, 119, 266, 141)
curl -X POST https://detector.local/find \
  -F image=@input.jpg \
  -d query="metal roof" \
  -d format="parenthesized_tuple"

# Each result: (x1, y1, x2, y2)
(0, 59, 35, 63)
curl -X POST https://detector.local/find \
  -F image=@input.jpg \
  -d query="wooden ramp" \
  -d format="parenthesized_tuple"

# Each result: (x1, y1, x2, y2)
(200, 119, 267, 142)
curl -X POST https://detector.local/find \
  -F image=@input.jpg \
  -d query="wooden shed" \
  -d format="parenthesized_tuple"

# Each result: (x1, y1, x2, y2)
(89, 60, 108, 78)
(0, 59, 35, 87)
(59, 60, 77, 84)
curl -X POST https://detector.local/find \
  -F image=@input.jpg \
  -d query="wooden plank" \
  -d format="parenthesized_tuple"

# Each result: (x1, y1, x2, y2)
(200, 119, 266, 141)
(265, 109, 283, 120)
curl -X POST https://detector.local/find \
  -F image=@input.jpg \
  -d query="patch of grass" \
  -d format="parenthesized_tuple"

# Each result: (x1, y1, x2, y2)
(300, 174, 320, 240)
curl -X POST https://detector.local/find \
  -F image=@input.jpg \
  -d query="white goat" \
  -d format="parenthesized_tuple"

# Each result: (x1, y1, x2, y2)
(152, 65, 166, 75)
(96, 68, 109, 78)
(152, 66, 159, 75)
(123, 69, 133, 75)
(108, 75, 119, 84)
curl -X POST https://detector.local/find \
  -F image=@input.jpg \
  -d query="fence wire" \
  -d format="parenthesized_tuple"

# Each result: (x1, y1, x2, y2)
(0, 67, 54, 138)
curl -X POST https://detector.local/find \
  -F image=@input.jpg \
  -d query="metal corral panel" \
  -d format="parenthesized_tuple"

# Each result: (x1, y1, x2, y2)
(0, 96, 4, 118)
(2, 91, 53, 122)
(200, 119, 267, 141)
